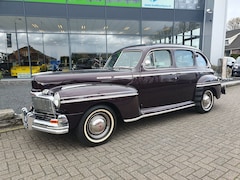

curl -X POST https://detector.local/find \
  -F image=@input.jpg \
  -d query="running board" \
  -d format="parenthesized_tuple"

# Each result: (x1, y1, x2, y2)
(124, 101, 195, 123)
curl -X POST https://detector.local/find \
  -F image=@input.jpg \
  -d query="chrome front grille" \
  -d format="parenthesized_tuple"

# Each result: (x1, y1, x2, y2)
(32, 96, 55, 114)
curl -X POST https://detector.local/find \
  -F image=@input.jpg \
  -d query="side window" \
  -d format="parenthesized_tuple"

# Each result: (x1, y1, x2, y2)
(196, 52, 208, 67)
(154, 50, 171, 68)
(174, 50, 194, 67)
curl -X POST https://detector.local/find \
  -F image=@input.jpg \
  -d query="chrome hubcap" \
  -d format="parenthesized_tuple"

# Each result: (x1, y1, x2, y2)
(202, 91, 213, 110)
(84, 108, 115, 143)
(89, 115, 106, 135)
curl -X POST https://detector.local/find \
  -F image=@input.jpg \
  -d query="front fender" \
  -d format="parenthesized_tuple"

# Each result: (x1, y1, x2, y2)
(56, 83, 141, 120)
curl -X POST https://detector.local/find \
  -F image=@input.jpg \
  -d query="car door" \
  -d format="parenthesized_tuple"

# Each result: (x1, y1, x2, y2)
(134, 49, 178, 108)
(173, 49, 198, 102)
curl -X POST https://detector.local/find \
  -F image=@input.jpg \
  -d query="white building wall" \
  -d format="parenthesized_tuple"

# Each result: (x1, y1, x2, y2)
(202, 0, 228, 66)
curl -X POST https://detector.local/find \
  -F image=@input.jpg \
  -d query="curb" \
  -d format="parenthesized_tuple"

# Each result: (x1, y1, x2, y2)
(0, 125, 24, 133)
(222, 80, 240, 87)
(0, 115, 24, 133)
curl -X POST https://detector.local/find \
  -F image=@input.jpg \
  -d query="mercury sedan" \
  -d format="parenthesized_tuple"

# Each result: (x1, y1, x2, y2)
(22, 44, 225, 146)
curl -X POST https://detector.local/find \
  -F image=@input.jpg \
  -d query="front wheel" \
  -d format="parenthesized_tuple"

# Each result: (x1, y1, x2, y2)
(196, 89, 214, 113)
(75, 105, 117, 146)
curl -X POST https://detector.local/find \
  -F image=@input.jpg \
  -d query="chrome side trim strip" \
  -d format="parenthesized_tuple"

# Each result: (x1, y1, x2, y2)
(124, 103, 196, 123)
(196, 82, 221, 87)
(113, 75, 133, 79)
(138, 70, 210, 77)
(61, 92, 138, 104)
(96, 70, 212, 80)
(96, 76, 112, 80)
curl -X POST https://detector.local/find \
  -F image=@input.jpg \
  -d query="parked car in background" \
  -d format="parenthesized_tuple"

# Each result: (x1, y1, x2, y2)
(232, 56, 240, 76)
(225, 56, 236, 68)
(22, 44, 225, 146)
(73, 58, 106, 70)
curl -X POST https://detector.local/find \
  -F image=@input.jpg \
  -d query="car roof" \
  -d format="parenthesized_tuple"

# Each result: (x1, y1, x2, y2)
(122, 44, 200, 51)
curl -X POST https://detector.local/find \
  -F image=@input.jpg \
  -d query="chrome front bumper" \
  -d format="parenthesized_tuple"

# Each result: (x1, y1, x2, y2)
(21, 107, 69, 134)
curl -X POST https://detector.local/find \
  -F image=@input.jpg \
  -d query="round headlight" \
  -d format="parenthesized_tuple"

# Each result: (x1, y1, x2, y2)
(53, 92, 61, 108)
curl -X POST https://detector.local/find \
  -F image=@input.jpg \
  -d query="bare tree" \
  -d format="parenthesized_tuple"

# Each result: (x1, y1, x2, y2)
(227, 17, 240, 30)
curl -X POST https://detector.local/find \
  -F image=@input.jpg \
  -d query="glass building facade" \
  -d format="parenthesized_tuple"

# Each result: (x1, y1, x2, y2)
(0, 0, 205, 77)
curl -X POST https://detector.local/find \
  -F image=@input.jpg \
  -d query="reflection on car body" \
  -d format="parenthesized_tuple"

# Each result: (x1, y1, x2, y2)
(22, 44, 225, 146)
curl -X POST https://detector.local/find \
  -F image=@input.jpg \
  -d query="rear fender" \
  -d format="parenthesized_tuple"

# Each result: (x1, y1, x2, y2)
(196, 74, 222, 99)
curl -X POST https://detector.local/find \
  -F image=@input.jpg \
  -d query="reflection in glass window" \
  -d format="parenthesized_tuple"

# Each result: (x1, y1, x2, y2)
(107, 20, 139, 35)
(154, 50, 172, 68)
(175, 0, 203, 9)
(114, 51, 142, 68)
(70, 34, 107, 68)
(142, 21, 173, 44)
(173, 22, 200, 48)
(107, 35, 141, 54)
(174, 50, 194, 67)
(27, 17, 68, 33)
(6, 33, 28, 65)
(42, 34, 68, 61)
(70, 19, 106, 34)
(0, 10, 204, 77)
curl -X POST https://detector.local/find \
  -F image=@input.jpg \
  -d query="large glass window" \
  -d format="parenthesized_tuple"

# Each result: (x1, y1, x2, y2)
(0, 1, 204, 78)
(70, 34, 107, 69)
(142, 21, 173, 44)
(174, 0, 204, 9)
(107, 35, 141, 53)
(173, 22, 201, 48)
(26, 17, 68, 33)
(70, 19, 106, 34)
(107, 20, 139, 35)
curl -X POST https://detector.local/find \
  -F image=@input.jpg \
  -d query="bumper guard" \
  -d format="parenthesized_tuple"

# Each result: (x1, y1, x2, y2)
(21, 107, 69, 134)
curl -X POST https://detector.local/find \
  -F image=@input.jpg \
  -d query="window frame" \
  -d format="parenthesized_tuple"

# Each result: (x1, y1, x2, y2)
(174, 49, 194, 68)
(143, 49, 173, 70)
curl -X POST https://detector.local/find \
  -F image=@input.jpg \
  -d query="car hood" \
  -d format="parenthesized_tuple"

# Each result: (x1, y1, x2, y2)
(32, 68, 134, 91)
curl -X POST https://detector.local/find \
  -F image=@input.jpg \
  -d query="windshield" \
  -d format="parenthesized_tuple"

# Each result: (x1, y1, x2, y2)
(104, 50, 142, 69)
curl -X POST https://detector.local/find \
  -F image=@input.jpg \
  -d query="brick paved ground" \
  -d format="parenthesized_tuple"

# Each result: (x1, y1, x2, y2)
(1, 85, 240, 179)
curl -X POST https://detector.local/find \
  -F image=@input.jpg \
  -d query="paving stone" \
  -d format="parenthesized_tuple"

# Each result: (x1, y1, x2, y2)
(1, 85, 240, 179)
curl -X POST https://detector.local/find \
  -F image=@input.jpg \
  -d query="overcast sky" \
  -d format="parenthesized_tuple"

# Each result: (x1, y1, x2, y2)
(227, 0, 240, 21)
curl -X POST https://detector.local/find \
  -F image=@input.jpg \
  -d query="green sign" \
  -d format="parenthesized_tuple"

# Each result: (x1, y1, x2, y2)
(24, 0, 66, 3)
(68, 0, 105, 6)
(10, 0, 141, 7)
(106, 0, 141, 7)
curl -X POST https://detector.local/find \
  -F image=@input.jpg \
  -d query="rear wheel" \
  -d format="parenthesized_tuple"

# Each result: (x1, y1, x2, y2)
(196, 89, 214, 113)
(76, 105, 117, 146)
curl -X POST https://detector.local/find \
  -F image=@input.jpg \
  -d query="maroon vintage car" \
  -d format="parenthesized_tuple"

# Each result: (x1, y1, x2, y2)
(22, 44, 225, 146)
